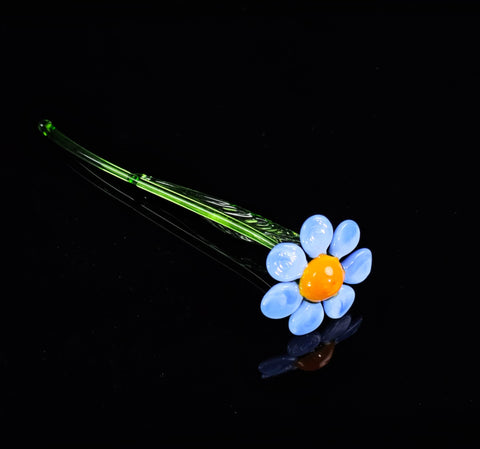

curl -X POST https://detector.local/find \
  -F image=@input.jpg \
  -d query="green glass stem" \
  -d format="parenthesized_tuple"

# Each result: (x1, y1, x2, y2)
(38, 119, 299, 249)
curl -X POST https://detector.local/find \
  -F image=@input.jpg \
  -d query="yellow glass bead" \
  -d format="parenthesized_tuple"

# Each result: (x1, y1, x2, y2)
(299, 254, 344, 302)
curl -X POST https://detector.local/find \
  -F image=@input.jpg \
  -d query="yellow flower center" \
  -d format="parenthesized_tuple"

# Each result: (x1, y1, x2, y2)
(299, 254, 344, 302)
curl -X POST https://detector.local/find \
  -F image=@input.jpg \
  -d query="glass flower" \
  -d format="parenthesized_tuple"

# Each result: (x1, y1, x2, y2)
(261, 215, 372, 335)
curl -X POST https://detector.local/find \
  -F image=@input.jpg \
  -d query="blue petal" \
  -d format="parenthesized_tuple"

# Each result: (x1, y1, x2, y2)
(287, 332, 322, 357)
(323, 285, 355, 319)
(328, 219, 360, 259)
(300, 215, 334, 258)
(258, 355, 297, 378)
(288, 300, 325, 336)
(266, 243, 308, 282)
(261, 282, 303, 319)
(335, 316, 363, 343)
(342, 248, 372, 284)
(318, 314, 352, 342)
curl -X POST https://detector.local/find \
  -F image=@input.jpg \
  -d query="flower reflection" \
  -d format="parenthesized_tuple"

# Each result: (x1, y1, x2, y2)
(258, 313, 362, 378)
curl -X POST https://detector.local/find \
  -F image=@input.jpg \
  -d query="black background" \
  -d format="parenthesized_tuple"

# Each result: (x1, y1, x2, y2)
(2, 1, 478, 447)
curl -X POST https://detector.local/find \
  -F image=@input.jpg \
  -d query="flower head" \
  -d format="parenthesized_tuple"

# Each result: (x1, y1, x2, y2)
(261, 215, 372, 335)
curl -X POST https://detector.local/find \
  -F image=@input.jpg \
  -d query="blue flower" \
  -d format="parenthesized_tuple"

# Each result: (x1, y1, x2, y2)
(261, 215, 372, 335)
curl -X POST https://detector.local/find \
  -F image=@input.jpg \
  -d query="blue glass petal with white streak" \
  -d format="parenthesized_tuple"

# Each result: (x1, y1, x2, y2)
(266, 242, 308, 282)
(342, 248, 372, 284)
(322, 284, 355, 319)
(299, 214, 334, 258)
(288, 300, 325, 336)
(261, 282, 304, 319)
(328, 219, 360, 259)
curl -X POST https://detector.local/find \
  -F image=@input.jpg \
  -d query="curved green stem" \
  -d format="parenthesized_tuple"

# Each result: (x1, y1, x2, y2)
(38, 119, 299, 249)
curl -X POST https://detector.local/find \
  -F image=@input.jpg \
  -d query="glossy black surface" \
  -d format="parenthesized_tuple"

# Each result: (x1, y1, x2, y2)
(3, 2, 478, 446)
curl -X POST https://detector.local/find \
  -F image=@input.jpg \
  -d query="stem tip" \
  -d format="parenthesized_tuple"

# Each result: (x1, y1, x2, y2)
(38, 119, 55, 137)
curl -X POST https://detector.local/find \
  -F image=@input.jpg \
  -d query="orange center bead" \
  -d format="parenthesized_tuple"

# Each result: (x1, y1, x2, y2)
(299, 254, 344, 302)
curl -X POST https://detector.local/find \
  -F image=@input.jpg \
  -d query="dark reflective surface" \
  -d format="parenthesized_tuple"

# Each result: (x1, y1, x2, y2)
(4, 2, 478, 446)
(259, 314, 362, 378)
